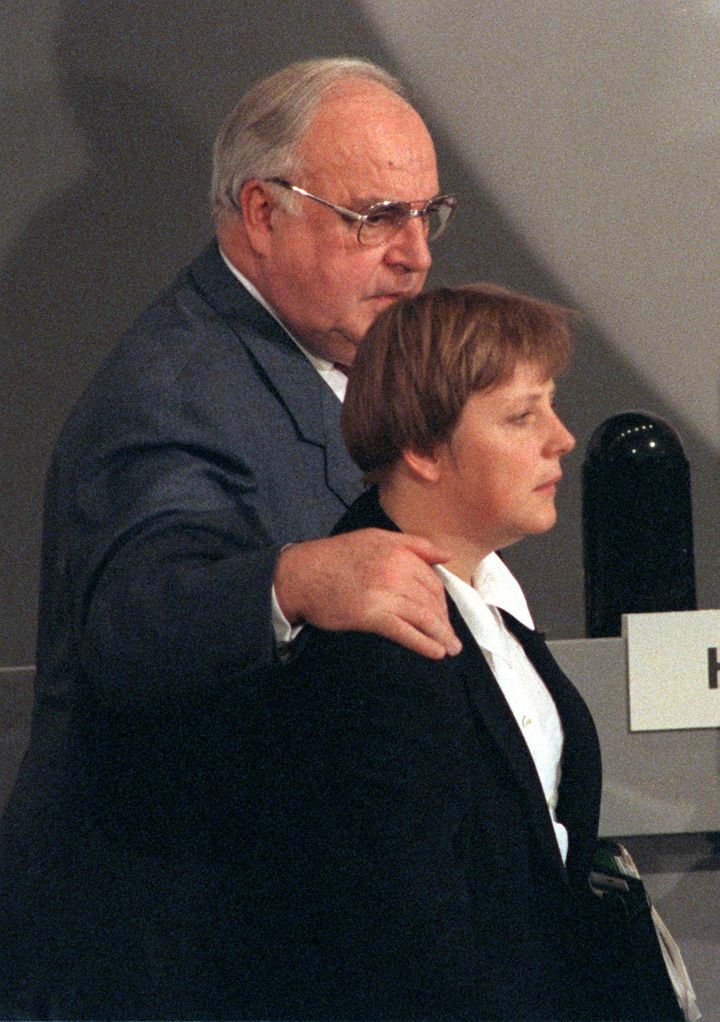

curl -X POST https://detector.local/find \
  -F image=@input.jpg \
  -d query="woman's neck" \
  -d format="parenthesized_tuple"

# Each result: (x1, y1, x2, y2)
(378, 480, 491, 585)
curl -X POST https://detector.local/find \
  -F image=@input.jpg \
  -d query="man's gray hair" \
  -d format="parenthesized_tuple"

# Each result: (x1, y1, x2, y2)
(211, 57, 406, 225)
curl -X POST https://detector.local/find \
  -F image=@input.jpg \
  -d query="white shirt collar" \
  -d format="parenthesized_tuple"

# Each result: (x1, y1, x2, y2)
(436, 553, 534, 632)
(436, 564, 507, 660)
(218, 246, 347, 401)
(435, 554, 534, 666)
(471, 552, 534, 629)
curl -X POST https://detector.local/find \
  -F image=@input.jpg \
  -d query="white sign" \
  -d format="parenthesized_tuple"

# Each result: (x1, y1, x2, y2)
(624, 610, 720, 732)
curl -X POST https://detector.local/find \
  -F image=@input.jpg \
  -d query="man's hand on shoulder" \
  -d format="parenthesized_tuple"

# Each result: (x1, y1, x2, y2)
(274, 530, 462, 660)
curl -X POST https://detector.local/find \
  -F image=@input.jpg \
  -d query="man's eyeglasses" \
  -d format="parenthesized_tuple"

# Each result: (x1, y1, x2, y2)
(264, 177, 458, 247)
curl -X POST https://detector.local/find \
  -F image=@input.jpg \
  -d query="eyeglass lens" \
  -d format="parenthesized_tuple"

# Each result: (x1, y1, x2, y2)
(358, 199, 455, 246)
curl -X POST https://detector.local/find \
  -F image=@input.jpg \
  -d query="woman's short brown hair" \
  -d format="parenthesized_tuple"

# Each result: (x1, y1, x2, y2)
(341, 283, 574, 483)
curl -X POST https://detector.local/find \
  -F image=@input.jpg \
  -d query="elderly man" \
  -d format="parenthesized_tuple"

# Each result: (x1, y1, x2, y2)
(0, 58, 458, 1021)
(212, 59, 460, 660)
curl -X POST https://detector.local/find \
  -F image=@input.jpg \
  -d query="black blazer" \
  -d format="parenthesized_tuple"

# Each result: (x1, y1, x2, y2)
(248, 488, 643, 1021)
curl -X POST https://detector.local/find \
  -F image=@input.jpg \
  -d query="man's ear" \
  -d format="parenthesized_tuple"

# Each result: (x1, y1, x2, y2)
(238, 179, 277, 255)
(401, 446, 442, 483)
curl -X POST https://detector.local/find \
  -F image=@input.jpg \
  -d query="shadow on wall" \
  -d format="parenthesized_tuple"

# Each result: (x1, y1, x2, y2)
(1, 0, 718, 665)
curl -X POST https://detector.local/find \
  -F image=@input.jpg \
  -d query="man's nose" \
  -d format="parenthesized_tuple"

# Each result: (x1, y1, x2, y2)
(384, 216, 433, 273)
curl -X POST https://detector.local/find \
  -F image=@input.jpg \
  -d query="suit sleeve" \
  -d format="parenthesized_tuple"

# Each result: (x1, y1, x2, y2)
(75, 451, 280, 713)
(48, 315, 312, 715)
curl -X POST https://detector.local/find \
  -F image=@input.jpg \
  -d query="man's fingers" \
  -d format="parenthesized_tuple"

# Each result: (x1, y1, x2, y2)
(411, 562, 448, 601)
(387, 593, 462, 657)
(367, 596, 463, 658)
(373, 615, 449, 661)
(398, 533, 453, 567)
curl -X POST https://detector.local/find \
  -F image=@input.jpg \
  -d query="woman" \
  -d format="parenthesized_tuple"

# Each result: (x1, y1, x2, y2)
(251, 284, 648, 1020)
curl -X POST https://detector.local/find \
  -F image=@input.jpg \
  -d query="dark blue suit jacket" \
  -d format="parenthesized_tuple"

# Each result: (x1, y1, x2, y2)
(247, 489, 646, 1020)
(0, 242, 363, 1020)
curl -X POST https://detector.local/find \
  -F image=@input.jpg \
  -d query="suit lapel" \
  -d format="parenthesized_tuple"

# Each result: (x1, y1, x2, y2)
(316, 380, 364, 508)
(189, 242, 361, 508)
(501, 613, 602, 881)
(447, 606, 569, 878)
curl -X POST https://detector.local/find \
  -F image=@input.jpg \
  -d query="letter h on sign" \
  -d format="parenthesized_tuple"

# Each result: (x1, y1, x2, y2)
(710, 648, 720, 690)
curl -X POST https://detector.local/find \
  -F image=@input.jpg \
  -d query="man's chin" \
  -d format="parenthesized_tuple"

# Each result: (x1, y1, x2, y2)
(312, 330, 361, 369)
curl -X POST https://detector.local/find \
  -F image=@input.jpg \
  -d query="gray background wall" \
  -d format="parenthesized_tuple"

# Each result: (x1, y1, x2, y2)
(1, 0, 718, 663)
(2, 0, 718, 1015)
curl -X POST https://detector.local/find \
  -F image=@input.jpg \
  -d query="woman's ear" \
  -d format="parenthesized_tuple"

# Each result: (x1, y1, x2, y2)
(401, 446, 443, 483)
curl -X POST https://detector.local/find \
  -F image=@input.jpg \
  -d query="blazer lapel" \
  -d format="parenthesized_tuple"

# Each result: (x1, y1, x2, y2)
(190, 243, 361, 508)
(501, 613, 602, 882)
(448, 607, 569, 879)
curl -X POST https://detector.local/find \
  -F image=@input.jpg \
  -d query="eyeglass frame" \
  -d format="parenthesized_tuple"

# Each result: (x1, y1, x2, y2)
(262, 177, 458, 247)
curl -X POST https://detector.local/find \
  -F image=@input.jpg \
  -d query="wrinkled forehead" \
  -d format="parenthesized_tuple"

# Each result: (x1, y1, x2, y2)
(298, 82, 439, 201)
